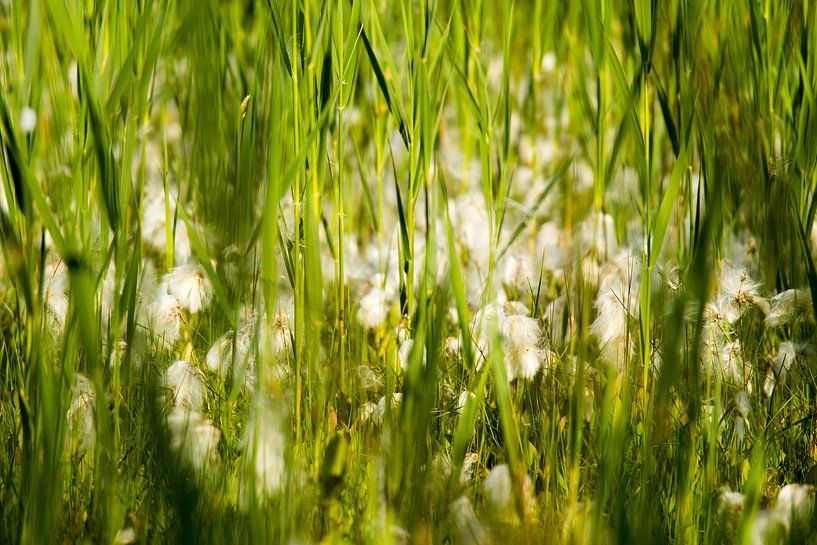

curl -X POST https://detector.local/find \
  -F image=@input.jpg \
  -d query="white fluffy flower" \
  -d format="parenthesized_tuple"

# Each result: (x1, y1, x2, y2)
(716, 266, 765, 324)
(590, 270, 639, 368)
(718, 488, 745, 518)
(470, 304, 505, 367)
(44, 261, 69, 338)
(501, 251, 536, 298)
(148, 293, 183, 347)
(398, 339, 426, 372)
(765, 289, 815, 327)
(482, 464, 535, 522)
(163, 360, 206, 410)
(240, 397, 287, 505)
(501, 314, 544, 380)
(166, 407, 220, 472)
(262, 296, 294, 360)
(735, 390, 751, 442)
(206, 328, 256, 388)
(66, 373, 96, 454)
(450, 191, 491, 269)
(140, 184, 192, 264)
(719, 341, 748, 386)
(763, 342, 815, 397)
(19, 106, 37, 134)
(535, 221, 565, 275)
(444, 336, 461, 359)
(449, 496, 491, 545)
(373, 393, 403, 425)
(775, 484, 815, 530)
(161, 264, 213, 314)
(579, 212, 617, 259)
(357, 285, 391, 330)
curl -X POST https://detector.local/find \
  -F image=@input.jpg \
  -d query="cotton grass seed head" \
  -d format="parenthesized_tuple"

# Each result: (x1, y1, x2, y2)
(716, 266, 764, 324)
(166, 407, 220, 473)
(240, 397, 287, 506)
(66, 373, 96, 454)
(357, 285, 391, 330)
(148, 293, 183, 347)
(765, 289, 815, 328)
(482, 463, 535, 523)
(163, 360, 206, 410)
(162, 264, 213, 314)
(501, 314, 544, 381)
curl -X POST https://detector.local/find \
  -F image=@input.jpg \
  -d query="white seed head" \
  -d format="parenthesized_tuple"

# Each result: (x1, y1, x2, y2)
(449, 496, 491, 545)
(163, 360, 206, 410)
(358, 285, 391, 330)
(66, 373, 96, 454)
(166, 408, 220, 472)
(240, 398, 286, 505)
(148, 293, 183, 347)
(765, 289, 815, 327)
(482, 464, 535, 522)
(775, 484, 815, 529)
(163, 264, 213, 314)
(716, 266, 762, 324)
(19, 106, 37, 134)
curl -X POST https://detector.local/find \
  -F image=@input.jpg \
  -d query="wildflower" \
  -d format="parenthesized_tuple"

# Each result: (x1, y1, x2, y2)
(540, 51, 557, 74)
(262, 296, 294, 360)
(765, 289, 815, 327)
(716, 266, 765, 324)
(444, 336, 461, 359)
(113, 527, 138, 545)
(66, 373, 96, 454)
(735, 391, 751, 442)
(456, 390, 474, 414)
(356, 365, 381, 390)
(501, 251, 536, 298)
(240, 397, 286, 505)
(148, 293, 183, 347)
(482, 464, 535, 523)
(470, 303, 505, 367)
(764, 342, 816, 397)
(19, 106, 36, 134)
(718, 488, 745, 518)
(44, 261, 69, 338)
(373, 393, 403, 425)
(450, 496, 491, 545)
(357, 285, 390, 330)
(140, 184, 192, 264)
(590, 269, 639, 368)
(501, 314, 544, 380)
(449, 191, 491, 268)
(748, 510, 786, 545)
(205, 328, 256, 388)
(163, 360, 206, 410)
(579, 212, 617, 260)
(161, 264, 213, 314)
(535, 221, 565, 276)
(775, 484, 815, 530)
(357, 402, 378, 424)
(398, 339, 426, 372)
(166, 407, 220, 472)
(719, 341, 749, 386)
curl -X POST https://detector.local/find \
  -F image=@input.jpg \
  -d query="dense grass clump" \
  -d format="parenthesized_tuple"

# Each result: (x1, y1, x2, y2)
(2, 1, 817, 543)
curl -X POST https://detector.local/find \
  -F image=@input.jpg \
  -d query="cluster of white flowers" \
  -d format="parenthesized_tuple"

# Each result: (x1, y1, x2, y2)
(239, 396, 287, 507)
(719, 484, 816, 542)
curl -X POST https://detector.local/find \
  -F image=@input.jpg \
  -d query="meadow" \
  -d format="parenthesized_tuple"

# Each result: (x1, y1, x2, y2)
(1, 0, 817, 543)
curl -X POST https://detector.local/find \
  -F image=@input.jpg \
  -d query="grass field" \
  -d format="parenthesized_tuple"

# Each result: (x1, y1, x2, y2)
(2, 0, 817, 543)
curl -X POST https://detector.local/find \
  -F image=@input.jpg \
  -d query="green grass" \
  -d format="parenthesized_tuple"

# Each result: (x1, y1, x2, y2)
(1, 0, 817, 544)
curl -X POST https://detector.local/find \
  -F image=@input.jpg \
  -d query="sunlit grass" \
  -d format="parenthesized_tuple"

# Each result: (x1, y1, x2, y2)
(1, 1, 817, 544)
